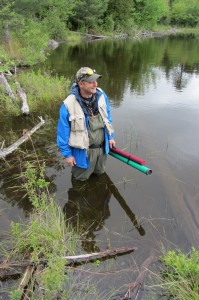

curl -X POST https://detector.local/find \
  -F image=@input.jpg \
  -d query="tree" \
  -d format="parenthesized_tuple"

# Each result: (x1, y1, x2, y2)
(13, 0, 77, 39)
(0, 1, 22, 45)
(70, 0, 109, 32)
(133, 0, 170, 29)
(171, 0, 199, 27)
(105, 0, 134, 31)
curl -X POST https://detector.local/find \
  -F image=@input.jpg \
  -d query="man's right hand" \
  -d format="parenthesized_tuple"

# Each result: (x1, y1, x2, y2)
(64, 156, 76, 167)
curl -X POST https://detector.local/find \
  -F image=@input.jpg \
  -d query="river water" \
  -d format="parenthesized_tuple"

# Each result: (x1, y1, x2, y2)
(1, 34, 199, 298)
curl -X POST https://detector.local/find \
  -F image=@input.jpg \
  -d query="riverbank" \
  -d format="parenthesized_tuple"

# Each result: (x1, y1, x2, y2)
(54, 26, 199, 45)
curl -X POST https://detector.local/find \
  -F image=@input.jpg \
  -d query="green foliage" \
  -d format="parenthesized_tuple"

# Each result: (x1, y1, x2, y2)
(71, 0, 109, 32)
(160, 247, 199, 299)
(103, 14, 115, 32)
(0, 0, 199, 55)
(133, 0, 170, 29)
(171, 0, 199, 27)
(40, 254, 67, 292)
(94, 259, 101, 267)
(106, 0, 134, 31)
(22, 162, 50, 209)
(42, 10, 68, 40)
(11, 20, 49, 66)
(0, 45, 15, 72)
(0, 0, 20, 27)
(10, 222, 22, 239)
(40, 0, 76, 39)
(10, 290, 22, 300)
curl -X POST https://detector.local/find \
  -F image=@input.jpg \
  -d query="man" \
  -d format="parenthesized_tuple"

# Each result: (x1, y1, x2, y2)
(57, 67, 115, 181)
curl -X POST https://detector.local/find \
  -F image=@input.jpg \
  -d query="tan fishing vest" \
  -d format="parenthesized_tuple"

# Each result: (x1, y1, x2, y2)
(63, 91, 114, 149)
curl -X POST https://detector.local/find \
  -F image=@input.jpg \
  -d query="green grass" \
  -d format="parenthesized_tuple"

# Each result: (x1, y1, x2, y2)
(17, 69, 69, 111)
(0, 69, 69, 121)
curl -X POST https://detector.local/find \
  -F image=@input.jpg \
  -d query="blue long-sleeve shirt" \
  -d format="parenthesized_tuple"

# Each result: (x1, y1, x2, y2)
(57, 84, 114, 168)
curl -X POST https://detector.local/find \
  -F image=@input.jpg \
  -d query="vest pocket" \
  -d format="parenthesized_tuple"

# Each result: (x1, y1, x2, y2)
(69, 115, 85, 131)
(69, 131, 89, 149)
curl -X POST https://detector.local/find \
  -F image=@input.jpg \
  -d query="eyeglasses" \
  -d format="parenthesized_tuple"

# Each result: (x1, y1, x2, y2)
(78, 69, 96, 81)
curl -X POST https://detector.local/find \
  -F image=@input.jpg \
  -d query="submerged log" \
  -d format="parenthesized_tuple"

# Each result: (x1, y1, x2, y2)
(0, 246, 137, 280)
(0, 116, 45, 158)
(123, 253, 157, 300)
(0, 72, 16, 105)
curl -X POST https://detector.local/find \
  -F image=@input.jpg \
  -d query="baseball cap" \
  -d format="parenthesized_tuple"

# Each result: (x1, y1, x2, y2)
(76, 67, 102, 83)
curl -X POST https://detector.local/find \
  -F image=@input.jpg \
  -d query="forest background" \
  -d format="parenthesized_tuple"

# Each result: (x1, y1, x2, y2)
(1, 0, 199, 70)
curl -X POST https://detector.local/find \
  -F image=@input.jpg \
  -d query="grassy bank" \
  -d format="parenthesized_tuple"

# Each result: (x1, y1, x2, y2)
(2, 162, 106, 300)
(0, 70, 69, 115)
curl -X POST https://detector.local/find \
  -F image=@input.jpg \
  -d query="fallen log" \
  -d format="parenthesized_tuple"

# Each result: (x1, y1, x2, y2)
(61, 246, 137, 263)
(0, 246, 137, 280)
(0, 116, 45, 158)
(15, 80, 30, 115)
(0, 72, 17, 105)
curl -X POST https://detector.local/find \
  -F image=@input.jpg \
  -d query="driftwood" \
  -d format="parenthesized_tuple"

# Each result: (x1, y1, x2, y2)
(0, 72, 16, 105)
(0, 246, 137, 280)
(15, 80, 30, 115)
(0, 116, 45, 158)
(123, 253, 157, 300)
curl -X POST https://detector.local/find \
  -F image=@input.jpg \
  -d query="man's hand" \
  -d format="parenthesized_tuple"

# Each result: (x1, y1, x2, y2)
(109, 139, 116, 149)
(64, 156, 76, 167)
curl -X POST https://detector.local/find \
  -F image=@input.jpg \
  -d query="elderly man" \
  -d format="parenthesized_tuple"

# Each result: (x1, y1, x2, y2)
(57, 67, 115, 181)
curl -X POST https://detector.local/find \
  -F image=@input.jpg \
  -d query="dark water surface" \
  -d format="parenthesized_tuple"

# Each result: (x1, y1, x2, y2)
(1, 34, 199, 297)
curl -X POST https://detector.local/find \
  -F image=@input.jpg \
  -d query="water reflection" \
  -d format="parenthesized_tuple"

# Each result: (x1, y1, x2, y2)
(63, 173, 145, 252)
(46, 35, 199, 108)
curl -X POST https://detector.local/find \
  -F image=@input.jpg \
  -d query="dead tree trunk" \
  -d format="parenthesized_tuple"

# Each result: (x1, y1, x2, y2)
(3, 23, 10, 45)
(0, 72, 16, 105)
(15, 80, 30, 115)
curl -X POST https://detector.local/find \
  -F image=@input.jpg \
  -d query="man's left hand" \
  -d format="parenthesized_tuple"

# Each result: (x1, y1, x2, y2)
(109, 139, 116, 149)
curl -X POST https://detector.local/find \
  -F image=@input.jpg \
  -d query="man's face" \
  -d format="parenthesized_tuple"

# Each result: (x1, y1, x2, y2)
(78, 81, 98, 97)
